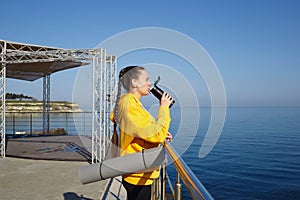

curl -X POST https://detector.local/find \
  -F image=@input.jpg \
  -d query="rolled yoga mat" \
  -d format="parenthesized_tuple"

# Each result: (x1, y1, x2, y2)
(79, 146, 166, 184)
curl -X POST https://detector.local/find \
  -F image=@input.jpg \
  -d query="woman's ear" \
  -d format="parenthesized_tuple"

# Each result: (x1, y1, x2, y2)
(131, 79, 138, 88)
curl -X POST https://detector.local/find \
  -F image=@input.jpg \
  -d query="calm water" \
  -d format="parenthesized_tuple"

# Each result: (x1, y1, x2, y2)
(168, 107, 300, 199)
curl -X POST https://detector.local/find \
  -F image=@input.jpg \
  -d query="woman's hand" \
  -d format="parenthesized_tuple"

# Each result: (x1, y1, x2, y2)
(160, 92, 173, 107)
(165, 132, 173, 142)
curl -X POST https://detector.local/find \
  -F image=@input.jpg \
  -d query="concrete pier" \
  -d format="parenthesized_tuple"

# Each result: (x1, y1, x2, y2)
(0, 157, 108, 200)
(1, 135, 127, 199)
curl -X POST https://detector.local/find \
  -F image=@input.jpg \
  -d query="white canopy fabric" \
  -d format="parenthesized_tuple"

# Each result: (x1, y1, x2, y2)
(6, 61, 86, 81)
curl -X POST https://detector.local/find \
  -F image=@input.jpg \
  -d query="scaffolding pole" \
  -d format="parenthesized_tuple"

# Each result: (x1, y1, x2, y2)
(43, 74, 50, 134)
(107, 56, 116, 150)
(0, 41, 6, 158)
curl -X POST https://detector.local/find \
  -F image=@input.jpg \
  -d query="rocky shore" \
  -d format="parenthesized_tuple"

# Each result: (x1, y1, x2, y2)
(5, 101, 83, 113)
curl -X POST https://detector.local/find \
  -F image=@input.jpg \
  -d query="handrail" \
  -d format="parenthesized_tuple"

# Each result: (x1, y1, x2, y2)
(5, 112, 91, 135)
(165, 143, 214, 200)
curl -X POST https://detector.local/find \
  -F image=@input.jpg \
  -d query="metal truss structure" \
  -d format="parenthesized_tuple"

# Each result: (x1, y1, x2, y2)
(91, 49, 116, 163)
(0, 40, 116, 160)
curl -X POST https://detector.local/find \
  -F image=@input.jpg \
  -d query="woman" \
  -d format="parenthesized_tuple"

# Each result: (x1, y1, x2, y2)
(110, 66, 173, 200)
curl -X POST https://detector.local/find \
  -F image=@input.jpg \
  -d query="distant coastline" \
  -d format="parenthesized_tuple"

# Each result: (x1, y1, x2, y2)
(5, 100, 83, 113)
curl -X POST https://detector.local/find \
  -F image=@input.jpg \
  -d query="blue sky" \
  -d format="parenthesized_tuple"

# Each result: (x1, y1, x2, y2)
(1, 0, 299, 106)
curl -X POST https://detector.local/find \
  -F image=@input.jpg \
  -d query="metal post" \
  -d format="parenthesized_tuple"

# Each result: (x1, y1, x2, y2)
(102, 50, 107, 158)
(46, 75, 50, 133)
(175, 172, 182, 200)
(43, 75, 50, 134)
(161, 164, 166, 200)
(43, 76, 46, 134)
(92, 55, 95, 163)
(151, 178, 155, 200)
(154, 178, 160, 200)
(0, 40, 6, 158)
(66, 113, 68, 134)
(30, 114, 32, 135)
(92, 52, 100, 163)
(107, 55, 116, 152)
(13, 114, 15, 135)
(98, 50, 103, 161)
(83, 112, 86, 136)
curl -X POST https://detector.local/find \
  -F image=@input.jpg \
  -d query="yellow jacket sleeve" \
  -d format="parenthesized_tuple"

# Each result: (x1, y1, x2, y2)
(119, 96, 171, 144)
(129, 103, 170, 143)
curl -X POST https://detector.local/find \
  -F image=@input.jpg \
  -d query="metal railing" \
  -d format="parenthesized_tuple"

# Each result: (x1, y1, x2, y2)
(5, 112, 92, 136)
(153, 143, 214, 200)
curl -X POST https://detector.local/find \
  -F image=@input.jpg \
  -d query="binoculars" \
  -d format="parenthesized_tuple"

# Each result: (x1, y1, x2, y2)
(150, 76, 175, 108)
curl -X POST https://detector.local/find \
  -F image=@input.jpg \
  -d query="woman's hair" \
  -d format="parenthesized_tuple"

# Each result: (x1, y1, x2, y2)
(113, 66, 145, 123)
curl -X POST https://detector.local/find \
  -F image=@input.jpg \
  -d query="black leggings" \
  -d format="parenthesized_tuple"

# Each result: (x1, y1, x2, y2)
(122, 179, 151, 200)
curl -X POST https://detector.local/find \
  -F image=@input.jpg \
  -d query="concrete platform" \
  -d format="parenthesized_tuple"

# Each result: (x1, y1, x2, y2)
(101, 176, 127, 200)
(0, 135, 126, 200)
(1, 135, 127, 199)
(0, 157, 108, 200)
(6, 135, 92, 162)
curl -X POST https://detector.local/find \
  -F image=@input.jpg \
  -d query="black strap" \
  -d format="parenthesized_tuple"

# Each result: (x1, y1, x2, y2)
(141, 149, 148, 169)
(99, 162, 104, 180)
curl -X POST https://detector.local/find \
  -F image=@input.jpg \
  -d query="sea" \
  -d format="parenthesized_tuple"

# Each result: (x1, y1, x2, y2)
(5, 107, 300, 199)
(167, 106, 300, 200)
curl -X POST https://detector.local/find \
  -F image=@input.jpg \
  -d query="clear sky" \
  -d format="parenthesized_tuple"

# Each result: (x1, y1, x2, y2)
(1, 0, 299, 107)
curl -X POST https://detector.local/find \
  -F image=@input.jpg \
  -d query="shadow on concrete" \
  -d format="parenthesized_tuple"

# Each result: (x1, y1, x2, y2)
(63, 192, 93, 200)
(6, 135, 92, 162)
(101, 177, 126, 200)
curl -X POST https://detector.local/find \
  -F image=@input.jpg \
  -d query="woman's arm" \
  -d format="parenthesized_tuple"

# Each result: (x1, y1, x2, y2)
(117, 92, 173, 144)
(121, 102, 171, 144)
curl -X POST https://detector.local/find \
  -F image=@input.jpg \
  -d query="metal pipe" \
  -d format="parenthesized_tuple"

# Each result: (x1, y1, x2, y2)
(165, 143, 214, 200)
(46, 74, 50, 134)
(91, 55, 96, 163)
(154, 177, 159, 200)
(43, 76, 46, 134)
(66, 114, 68, 133)
(30, 114, 32, 135)
(42, 75, 50, 134)
(161, 164, 166, 200)
(83, 112, 86, 136)
(13, 114, 15, 134)
(175, 172, 182, 200)
(0, 40, 7, 158)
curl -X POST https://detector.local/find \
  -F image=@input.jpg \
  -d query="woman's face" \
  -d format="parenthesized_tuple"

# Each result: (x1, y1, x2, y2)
(134, 70, 151, 96)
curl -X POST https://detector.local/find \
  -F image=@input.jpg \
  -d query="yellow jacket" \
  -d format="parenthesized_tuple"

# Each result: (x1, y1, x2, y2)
(110, 93, 171, 185)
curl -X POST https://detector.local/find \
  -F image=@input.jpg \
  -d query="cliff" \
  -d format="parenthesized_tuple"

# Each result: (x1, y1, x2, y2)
(5, 101, 83, 113)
